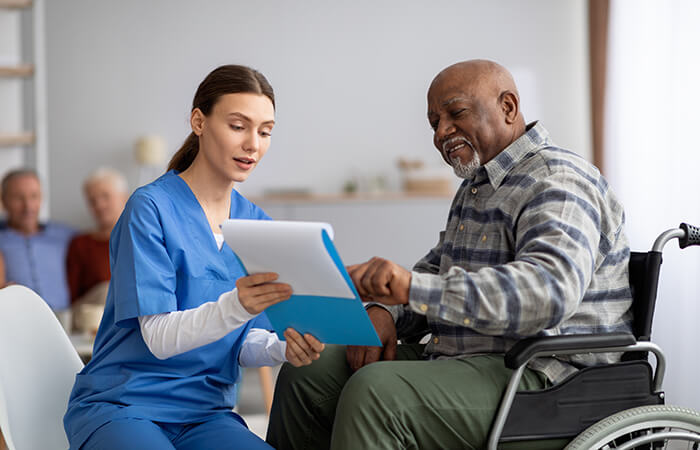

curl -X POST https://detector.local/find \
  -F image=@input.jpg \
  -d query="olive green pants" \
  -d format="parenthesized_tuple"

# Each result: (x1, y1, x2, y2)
(266, 344, 566, 450)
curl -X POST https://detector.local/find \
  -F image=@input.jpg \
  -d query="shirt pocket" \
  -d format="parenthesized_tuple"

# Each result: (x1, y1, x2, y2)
(473, 229, 510, 266)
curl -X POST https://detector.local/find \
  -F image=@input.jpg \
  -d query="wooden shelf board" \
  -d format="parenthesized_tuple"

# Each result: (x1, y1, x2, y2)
(0, 64, 34, 77)
(249, 191, 455, 205)
(0, 0, 32, 9)
(0, 132, 35, 147)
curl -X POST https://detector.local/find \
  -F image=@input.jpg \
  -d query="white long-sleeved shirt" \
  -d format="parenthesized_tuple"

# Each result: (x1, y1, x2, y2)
(139, 287, 287, 366)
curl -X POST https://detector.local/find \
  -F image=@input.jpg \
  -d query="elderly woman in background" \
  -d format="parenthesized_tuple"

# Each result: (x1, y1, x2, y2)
(67, 167, 129, 333)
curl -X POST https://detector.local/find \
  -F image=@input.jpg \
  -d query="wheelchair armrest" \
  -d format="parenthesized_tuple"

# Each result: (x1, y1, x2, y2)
(504, 332, 637, 370)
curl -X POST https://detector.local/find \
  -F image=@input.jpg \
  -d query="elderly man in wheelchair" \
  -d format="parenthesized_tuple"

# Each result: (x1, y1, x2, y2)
(266, 60, 700, 450)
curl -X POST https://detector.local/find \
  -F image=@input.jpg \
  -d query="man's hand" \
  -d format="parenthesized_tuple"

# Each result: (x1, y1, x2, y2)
(347, 257, 411, 305)
(236, 272, 292, 315)
(346, 306, 397, 371)
(284, 328, 325, 367)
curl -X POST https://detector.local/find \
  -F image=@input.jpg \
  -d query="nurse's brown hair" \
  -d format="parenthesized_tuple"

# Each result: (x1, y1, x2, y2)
(167, 65, 275, 173)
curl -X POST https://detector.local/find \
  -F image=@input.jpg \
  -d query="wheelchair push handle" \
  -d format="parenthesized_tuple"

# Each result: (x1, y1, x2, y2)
(652, 223, 700, 252)
(679, 223, 700, 249)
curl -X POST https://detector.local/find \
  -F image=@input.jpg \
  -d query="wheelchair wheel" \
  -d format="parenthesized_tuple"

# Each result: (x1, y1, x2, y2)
(565, 405, 700, 449)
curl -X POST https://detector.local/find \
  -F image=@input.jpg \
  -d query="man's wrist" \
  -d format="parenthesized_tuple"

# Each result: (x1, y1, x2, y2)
(365, 302, 399, 323)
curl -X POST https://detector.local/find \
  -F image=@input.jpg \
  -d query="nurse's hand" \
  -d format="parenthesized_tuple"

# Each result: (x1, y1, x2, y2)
(284, 328, 325, 367)
(236, 272, 292, 315)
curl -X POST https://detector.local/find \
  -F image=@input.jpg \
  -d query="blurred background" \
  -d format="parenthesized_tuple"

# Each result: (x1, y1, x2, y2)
(1, 0, 699, 438)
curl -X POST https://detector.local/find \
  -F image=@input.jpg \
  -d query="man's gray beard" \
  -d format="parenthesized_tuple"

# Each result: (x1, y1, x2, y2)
(451, 151, 481, 179)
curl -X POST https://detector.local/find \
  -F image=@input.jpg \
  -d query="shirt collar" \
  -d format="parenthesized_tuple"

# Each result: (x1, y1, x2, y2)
(480, 121, 550, 190)
(1, 222, 47, 237)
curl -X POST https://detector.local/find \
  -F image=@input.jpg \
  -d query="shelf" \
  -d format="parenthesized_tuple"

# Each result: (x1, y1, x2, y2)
(250, 191, 455, 205)
(0, 132, 35, 147)
(0, 0, 32, 8)
(0, 64, 34, 77)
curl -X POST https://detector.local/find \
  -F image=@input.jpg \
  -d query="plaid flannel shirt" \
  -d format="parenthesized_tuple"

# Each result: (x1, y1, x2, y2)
(384, 122, 633, 383)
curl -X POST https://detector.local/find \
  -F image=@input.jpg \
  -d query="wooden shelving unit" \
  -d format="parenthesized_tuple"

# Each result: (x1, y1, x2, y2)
(0, 132, 35, 147)
(250, 191, 455, 205)
(0, 0, 33, 9)
(0, 0, 48, 216)
(0, 64, 34, 77)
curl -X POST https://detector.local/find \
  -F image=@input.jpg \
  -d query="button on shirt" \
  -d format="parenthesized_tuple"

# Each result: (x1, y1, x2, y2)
(386, 122, 633, 383)
(0, 223, 75, 309)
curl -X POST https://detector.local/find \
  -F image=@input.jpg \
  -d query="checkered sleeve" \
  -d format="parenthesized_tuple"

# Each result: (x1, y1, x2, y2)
(408, 170, 605, 338)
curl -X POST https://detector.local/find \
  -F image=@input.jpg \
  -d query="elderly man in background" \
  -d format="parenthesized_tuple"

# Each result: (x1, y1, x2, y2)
(267, 60, 633, 449)
(0, 169, 75, 311)
(67, 167, 129, 334)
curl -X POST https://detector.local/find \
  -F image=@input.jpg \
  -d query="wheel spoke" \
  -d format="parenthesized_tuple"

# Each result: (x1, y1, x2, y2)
(565, 405, 700, 450)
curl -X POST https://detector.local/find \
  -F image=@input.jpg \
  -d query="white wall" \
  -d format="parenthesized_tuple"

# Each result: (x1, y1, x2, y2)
(606, 0, 700, 411)
(41, 0, 591, 228)
(259, 197, 455, 268)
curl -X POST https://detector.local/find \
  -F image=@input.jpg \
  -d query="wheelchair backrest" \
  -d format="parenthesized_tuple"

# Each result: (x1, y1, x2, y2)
(628, 251, 663, 341)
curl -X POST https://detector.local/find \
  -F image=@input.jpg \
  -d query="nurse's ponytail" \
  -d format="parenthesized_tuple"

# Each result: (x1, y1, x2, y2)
(169, 132, 199, 173)
(168, 65, 275, 173)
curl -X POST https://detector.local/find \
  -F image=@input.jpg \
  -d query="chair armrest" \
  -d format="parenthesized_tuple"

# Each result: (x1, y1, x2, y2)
(504, 332, 636, 369)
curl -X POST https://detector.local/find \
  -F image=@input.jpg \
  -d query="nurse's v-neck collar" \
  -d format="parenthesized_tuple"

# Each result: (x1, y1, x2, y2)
(213, 232, 225, 250)
(170, 170, 231, 254)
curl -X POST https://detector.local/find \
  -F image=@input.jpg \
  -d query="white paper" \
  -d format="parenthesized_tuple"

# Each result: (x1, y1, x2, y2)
(221, 220, 355, 299)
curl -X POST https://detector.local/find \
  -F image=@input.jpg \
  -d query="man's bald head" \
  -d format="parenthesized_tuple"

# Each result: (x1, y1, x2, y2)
(429, 60, 520, 103)
(427, 60, 527, 177)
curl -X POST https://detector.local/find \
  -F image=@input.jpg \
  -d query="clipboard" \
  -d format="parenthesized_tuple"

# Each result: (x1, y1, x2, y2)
(221, 219, 382, 346)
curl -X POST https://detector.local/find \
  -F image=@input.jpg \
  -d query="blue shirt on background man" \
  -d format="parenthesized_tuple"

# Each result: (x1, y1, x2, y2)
(0, 222, 75, 309)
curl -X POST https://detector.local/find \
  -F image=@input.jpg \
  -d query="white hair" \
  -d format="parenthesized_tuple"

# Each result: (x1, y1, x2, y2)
(83, 167, 129, 194)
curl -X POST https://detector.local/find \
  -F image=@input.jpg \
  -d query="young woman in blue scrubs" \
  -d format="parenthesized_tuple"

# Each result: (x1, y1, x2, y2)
(64, 65, 324, 449)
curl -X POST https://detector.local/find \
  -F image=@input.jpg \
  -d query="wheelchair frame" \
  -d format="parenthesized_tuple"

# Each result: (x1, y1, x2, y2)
(486, 224, 700, 450)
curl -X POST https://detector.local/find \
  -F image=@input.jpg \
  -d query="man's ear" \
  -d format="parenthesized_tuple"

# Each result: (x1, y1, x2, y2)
(190, 108, 205, 136)
(499, 91, 519, 124)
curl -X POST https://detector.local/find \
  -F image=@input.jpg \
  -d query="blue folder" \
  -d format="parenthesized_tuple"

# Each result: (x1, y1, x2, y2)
(235, 229, 382, 347)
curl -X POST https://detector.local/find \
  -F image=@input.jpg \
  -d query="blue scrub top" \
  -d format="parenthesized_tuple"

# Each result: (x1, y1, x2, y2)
(64, 170, 273, 449)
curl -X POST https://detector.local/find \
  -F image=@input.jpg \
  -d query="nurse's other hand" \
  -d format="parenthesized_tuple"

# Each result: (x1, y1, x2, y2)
(284, 328, 324, 367)
(236, 272, 292, 315)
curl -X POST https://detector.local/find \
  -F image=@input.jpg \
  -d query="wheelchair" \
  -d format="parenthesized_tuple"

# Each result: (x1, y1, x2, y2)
(485, 223, 700, 449)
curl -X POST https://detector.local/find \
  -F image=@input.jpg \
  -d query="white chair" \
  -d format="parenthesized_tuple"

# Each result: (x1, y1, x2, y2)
(0, 285, 84, 450)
